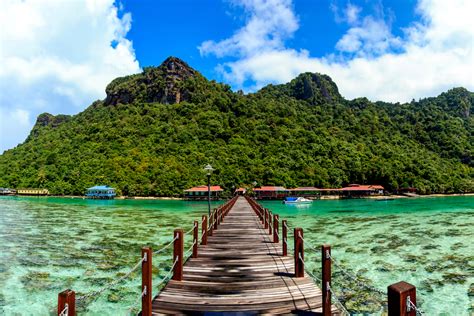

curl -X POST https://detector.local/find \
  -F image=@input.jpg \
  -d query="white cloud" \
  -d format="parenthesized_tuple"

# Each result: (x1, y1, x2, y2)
(200, 0, 474, 102)
(0, 0, 140, 152)
(336, 16, 402, 56)
(199, 0, 298, 57)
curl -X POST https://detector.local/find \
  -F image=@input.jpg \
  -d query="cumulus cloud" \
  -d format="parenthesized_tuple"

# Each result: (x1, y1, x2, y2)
(199, 0, 298, 57)
(0, 0, 140, 152)
(200, 0, 474, 103)
(335, 16, 402, 57)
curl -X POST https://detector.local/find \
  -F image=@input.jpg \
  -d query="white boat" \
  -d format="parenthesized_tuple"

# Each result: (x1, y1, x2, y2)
(283, 197, 313, 204)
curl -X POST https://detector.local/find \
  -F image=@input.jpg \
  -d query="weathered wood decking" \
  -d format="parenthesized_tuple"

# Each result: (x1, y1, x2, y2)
(151, 197, 341, 315)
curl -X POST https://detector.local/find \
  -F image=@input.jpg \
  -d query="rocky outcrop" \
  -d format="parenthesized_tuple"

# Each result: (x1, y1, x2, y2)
(27, 113, 71, 139)
(288, 72, 342, 105)
(104, 56, 200, 106)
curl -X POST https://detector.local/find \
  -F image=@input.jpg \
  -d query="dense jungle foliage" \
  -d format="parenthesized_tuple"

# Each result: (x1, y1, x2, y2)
(0, 57, 472, 195)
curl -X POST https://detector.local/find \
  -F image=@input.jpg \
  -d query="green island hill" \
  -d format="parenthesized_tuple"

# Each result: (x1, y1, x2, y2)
(0, 57, 472, 196)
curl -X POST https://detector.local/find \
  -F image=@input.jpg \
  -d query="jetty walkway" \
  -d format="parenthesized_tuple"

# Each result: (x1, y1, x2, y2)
(152, 196, 338, 314)
(56, 196, 424, 316)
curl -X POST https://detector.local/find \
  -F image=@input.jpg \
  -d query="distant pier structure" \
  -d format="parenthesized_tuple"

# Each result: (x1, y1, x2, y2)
(85, 185, 116, 199)
(16, 188, 49, 196)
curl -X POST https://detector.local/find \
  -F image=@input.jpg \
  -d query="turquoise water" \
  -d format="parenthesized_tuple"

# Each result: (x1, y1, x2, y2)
(0, 196, 472, 315)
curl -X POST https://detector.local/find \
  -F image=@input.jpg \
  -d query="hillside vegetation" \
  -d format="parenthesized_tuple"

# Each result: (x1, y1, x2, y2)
(0, 57, 472, 195)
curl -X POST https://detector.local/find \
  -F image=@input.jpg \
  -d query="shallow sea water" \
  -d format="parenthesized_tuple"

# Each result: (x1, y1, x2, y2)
(261, 197, 474, 315)
(0, 196, 472, 315)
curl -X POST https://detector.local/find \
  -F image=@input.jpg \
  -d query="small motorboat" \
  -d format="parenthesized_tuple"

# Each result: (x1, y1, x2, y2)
(283, 197, 313, 204)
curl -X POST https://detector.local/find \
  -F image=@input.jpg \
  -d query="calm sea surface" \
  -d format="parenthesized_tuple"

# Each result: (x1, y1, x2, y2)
(0, 196, 472, 315)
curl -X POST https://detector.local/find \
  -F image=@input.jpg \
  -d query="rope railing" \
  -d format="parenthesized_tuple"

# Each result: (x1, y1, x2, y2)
(300, 246, 349, 316)
(56, 196, 239, 316)
(245, 197, 426, 316)
(297, 232, 320, 255)
(328, 284, 351, 316)
(76, 255, 146, 304)
(328, 254, 386, 296)
(126, 286, 147, 315)
(185, 223, 197, 235)
(408, 297, 425, 315)
(296, 228, 388, 314)
(184, 240, 196, 259)
(154, 257, 179, 289)
(58, 304, 68, 316)
(153, 235, 178, 255)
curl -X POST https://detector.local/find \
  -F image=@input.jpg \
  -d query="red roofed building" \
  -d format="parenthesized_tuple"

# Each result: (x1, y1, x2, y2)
(253, 186, 288, 200)
(288, 187, 321, 198)
(184, 185, 223, 200)
(340, 184, 384, 197)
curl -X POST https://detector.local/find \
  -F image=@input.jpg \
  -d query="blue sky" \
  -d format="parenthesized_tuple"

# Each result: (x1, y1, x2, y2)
(0, 0, 473, 153)
(121, 0, 419, 84)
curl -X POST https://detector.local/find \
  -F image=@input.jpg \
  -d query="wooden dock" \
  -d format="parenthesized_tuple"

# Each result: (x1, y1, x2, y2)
(151, 196, 341, 315)
(56, 196, 423, 316)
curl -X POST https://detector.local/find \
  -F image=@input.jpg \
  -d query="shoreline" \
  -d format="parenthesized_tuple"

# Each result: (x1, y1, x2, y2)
(2, 193, 473, 200)
(321, 193, 474, 200)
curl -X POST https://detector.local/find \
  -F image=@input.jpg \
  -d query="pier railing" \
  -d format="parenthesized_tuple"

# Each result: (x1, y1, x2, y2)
(56, 196, 238, 316)
(244, 196, 425, 316)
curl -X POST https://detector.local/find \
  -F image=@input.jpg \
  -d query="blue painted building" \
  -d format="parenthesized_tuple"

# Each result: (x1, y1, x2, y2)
(85, 185, 116, 199)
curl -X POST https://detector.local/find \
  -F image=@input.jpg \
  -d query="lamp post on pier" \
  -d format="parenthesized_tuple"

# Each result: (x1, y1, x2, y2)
(204, 164, 214, 218)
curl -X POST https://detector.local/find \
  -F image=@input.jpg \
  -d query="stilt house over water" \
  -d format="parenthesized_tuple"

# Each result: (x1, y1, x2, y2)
(184, 185, 223, 200)
(85, 185, 116, 199)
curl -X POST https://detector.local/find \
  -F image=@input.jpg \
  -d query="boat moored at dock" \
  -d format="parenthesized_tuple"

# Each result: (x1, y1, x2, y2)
(283, 196, 313, 204)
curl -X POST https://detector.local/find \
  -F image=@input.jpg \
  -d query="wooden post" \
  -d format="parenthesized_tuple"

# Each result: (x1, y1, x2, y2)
(141, 247, 152, 316)
(264, 209, 268, 229)
(172, 229, 183, 281)
(294, 228, 304, 278)
(388, 281, 417, 316)
(208, 213, 213, 236)
(57, 289, 75, 316)
(322, 244, 331, 316)
(282, 220, 287, 256)
(217, 208, 221, 225)
(193, 220, 198, 258)
(273, 214, 279, 243)
(213, 209, 218, 230)
(268, 211, 273, 235)
(201, 215, 208, 245)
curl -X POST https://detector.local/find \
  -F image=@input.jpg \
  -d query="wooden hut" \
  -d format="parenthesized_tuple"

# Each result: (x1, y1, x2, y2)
(340, 184, 384, 197)
(184, 185, 223, 200)
(253, 186, 288, 200)
(85, 185, 116, 199)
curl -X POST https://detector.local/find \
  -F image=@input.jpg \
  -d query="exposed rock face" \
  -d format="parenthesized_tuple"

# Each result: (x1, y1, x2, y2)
(288, 72, 341, 105)
(104, 56, 199, 106)
(27, 113, 71, 139)
(35, 113, 71, 128)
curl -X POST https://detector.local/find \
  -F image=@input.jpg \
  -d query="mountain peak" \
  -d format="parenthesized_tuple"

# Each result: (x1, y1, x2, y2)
(159, 56, 196, 78)
(288, 72, 342, 104)
(104, 56, 201, 106)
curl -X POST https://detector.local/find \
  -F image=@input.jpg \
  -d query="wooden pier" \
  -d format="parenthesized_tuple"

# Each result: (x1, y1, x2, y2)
(56, 196, 422, 316)
(152, 196, 340, 314)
